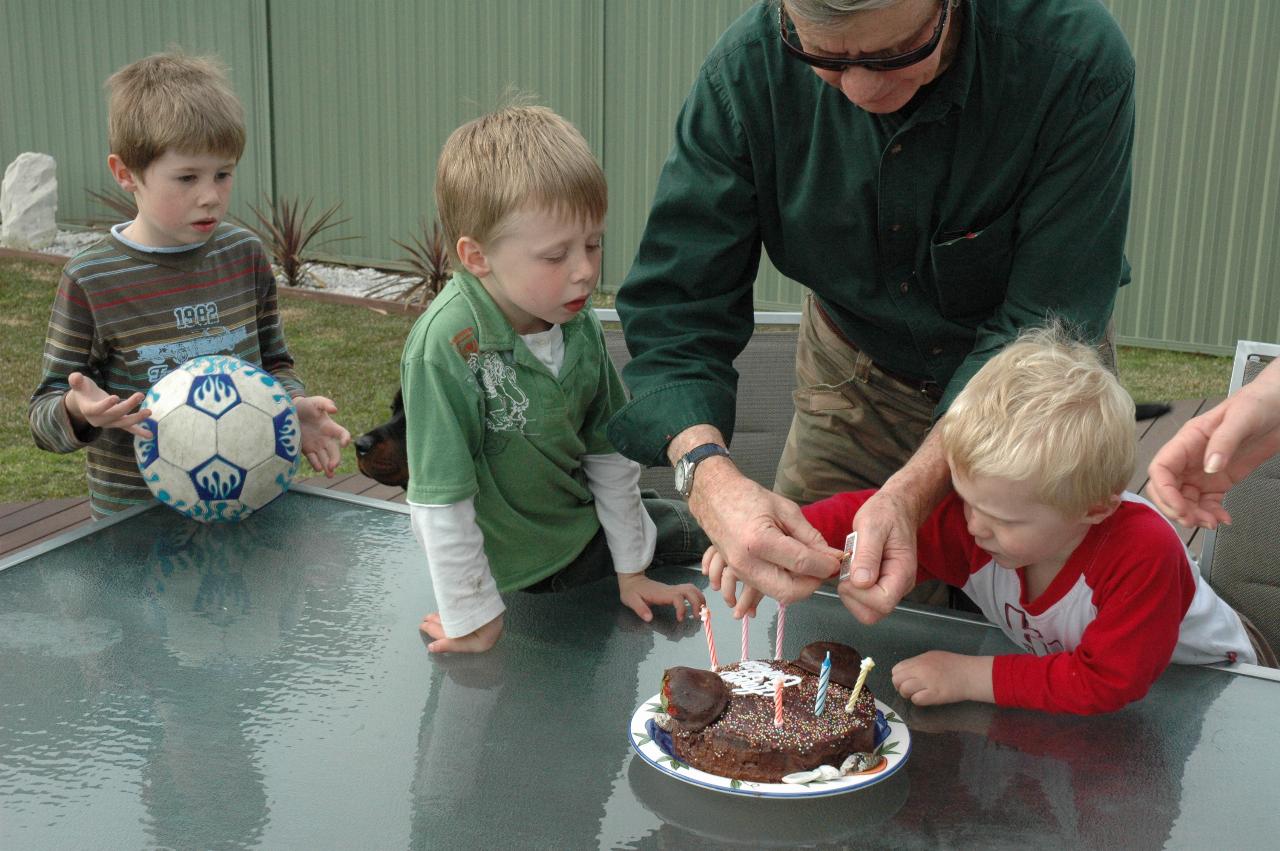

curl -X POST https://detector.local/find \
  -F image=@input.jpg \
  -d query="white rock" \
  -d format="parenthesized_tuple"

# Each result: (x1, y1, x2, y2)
(1, 152, 58, 250)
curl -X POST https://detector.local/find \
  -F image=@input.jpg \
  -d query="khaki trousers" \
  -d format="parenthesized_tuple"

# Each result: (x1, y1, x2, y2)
(773, 294, 1117, 607)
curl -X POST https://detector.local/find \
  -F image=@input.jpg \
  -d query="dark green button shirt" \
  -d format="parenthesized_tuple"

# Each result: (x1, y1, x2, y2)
(609, 0, 1135, 466)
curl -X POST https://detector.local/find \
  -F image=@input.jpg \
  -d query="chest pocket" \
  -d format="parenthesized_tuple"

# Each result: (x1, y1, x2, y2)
(927, 207, 1017, 322)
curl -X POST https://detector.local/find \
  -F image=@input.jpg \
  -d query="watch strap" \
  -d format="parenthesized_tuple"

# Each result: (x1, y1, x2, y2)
(676, 443, 731, 497)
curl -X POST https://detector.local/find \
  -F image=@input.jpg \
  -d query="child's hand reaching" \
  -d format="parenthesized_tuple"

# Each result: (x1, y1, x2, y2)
(294, 395, 351, 476)
(701, 543, 765, 618)
(63, 372, 152, 438)
(891, 651, 995, 706)
(617, 572, 705, 623)
(420, 612, 504, 653)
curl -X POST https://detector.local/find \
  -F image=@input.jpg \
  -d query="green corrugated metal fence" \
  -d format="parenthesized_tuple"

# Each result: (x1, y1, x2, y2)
(2, 0, 1277, 352)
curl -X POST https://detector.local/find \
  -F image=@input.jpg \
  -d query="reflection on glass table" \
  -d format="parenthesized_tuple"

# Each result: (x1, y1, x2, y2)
(1, 489, 1277, 850)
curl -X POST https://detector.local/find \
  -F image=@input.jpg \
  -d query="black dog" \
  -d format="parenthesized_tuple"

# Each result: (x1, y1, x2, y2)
(355, 389, 1172, 490)
(355, 390, 408, 488)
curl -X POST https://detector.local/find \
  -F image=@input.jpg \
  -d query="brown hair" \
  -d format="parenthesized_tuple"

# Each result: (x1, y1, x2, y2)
(435, 104, 607, 264)
(106, 51, 246, 174)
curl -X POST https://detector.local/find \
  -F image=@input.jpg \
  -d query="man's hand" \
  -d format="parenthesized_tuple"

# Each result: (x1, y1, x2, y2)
(294, 395, 351, 476)
(688, 456, 842, 606)
(420, 612, 503, 653)
(838, 489, 922, 623)
(616, 572, 705, 622)
(63, 371, 152, 438)
(1148, 359, 1280, 528)
(838, 429, 951, 623)
(891, 650, 995, 706)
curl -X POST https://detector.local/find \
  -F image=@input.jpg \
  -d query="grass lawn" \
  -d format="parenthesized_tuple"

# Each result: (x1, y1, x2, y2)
(1, 257, 416, 503)
(0, 256, 1233, 504)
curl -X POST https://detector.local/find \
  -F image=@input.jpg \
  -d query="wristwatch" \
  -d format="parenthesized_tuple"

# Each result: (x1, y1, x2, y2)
(674, 443, 731, 499)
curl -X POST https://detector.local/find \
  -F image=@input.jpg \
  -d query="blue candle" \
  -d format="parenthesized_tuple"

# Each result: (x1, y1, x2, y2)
(815, 651, 831, 716)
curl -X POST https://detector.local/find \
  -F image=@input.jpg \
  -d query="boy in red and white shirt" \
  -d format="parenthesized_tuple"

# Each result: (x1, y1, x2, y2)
(707, 327, 1273, 714)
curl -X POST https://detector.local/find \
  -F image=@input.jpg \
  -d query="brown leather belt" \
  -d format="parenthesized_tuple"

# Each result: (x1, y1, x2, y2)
(813, 300, 943, 403)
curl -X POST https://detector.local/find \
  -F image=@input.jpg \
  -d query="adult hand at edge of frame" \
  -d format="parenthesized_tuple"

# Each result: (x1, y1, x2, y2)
(1148, 359, 1280, 528)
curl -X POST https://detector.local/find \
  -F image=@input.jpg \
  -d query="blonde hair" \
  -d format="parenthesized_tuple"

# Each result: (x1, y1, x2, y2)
(435, 104, 607, 265)
(106, 51, 246, 174)
(939, 325, 1135, 516)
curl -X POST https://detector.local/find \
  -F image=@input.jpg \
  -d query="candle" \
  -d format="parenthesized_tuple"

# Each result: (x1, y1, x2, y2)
(774, 603, 786, 660)
(814, 650, 831, 716)
(845, 656, 875, 713)
(700, 605, 719, 670)
(773, 674, 784, 727)
(740, 613, 750, 662)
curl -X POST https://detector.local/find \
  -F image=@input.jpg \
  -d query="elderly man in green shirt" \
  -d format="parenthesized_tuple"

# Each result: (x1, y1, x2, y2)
(608, 0, 1134, 621)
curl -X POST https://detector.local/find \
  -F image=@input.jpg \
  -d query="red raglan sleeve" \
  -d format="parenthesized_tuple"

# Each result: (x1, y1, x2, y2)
(991, 510, 1196, 714)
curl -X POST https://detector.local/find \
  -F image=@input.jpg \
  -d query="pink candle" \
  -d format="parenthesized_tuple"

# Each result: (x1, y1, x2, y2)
(700, 605, 719, 670)
(740, 613, 750, 662)
(774, 603, 787, 660)
(773, 675, 784, 728)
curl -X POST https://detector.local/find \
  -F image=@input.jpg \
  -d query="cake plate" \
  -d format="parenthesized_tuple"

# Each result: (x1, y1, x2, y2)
(628, 693, 911, 798)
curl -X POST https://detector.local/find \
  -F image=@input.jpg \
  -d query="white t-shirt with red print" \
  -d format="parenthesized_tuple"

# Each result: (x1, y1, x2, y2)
(803, 491, 1254, 714)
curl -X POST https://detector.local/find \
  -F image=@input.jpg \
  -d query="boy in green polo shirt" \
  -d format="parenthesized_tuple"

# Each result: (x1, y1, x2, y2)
(401, 105, 707, 653)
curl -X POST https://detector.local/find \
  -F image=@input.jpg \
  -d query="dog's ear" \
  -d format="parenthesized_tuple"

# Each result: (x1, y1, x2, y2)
(392, 389, 404, 414)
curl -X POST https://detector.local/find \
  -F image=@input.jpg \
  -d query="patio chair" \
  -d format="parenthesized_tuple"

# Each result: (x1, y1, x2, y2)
(1198, 340, 1280, 655)
(604, 327, 799, 499)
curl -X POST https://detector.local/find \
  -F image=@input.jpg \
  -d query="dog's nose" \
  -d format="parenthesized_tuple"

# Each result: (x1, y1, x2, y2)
(354, 434, 375, 457)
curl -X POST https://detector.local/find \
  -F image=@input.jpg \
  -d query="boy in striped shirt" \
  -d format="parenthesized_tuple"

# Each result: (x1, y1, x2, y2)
(28, 52, 349, 517)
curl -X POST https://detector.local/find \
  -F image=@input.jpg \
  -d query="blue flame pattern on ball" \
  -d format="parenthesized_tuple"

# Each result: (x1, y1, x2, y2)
(189, 373, 241, 417)
(274, 408, 300, 461)
(192, 457, 246, 500)
(134, 355, 300, 523)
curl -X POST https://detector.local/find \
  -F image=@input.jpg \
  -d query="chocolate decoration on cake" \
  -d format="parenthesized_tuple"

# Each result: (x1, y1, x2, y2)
(661, 666, 730, 731)
(796, 641, 864, 689)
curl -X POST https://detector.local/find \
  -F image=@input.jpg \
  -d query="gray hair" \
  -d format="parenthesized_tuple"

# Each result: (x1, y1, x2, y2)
(783, 0, 900, 27)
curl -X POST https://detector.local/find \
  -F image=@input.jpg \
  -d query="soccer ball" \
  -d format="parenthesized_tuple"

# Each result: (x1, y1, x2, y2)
(134, 355, 301, 522)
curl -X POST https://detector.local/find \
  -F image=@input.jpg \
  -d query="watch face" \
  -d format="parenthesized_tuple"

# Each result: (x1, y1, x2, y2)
(674, 458, 692, 496)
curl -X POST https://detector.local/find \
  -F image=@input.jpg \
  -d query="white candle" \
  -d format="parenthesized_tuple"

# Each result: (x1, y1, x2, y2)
(845, 656, 875, 713)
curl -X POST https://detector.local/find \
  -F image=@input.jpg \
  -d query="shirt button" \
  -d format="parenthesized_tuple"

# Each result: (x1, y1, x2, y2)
(899, 281, 910, 293)
(890, 143, 903, 155)
(890, 223, 903, 232)
(931, 346, 944, 355)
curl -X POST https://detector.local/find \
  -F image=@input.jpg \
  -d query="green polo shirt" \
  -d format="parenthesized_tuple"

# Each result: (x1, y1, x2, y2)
(401, 272, 626, 591)
(609, 0, 1135, 466)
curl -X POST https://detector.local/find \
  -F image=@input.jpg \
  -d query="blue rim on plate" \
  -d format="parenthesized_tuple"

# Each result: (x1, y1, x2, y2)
(628, 693, 911, 798)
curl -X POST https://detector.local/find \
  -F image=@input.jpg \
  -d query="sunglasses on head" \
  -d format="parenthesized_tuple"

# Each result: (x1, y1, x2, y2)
(779, 0, 952, 73)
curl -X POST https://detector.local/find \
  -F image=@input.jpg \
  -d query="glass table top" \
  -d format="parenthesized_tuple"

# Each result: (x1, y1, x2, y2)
(2, 489, 1277, 849)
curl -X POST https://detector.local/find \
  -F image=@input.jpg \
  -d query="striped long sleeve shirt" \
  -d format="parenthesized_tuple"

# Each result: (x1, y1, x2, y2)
(29, 223, 305, 518)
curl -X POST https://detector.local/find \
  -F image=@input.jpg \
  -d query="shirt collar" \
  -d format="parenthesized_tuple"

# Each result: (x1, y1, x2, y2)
(450, 269, 590, 353)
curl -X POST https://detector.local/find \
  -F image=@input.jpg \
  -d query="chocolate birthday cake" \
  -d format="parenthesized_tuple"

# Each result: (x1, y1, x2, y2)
(656, 642, 878, 783)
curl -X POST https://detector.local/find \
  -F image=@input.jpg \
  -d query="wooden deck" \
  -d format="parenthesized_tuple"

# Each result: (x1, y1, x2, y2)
(1, 398, 1220, 563)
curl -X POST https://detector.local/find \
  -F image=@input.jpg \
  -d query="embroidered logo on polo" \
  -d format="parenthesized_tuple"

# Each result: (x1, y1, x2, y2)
(468, 351, 529, 434)
(451, 327, 479, 357)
